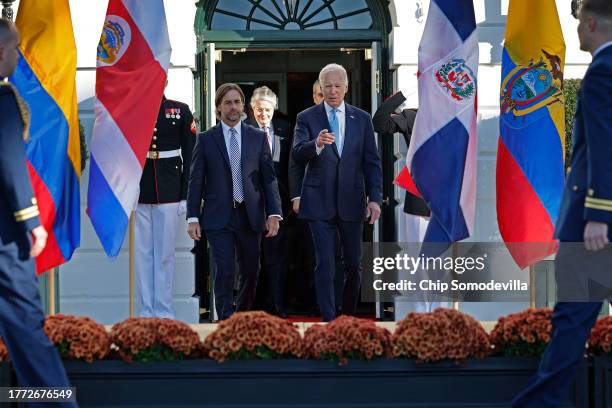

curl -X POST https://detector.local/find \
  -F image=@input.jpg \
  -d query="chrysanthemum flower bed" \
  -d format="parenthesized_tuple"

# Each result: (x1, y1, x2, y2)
(589, 316, 612, 356)
(109, 317, 201, 363)
(489, 308, 552, 357)
(392, 308, 491, 363)
(0, 337, 7, 362)
(204, 311, 303, 362)
(44, 314, 110, 363)
(303, 315, 392, 365)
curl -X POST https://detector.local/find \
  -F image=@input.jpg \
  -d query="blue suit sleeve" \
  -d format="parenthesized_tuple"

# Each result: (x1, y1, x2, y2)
(288, 150, 304, 199)
(581, 64, 612, 223)
(292, 112, 318, 165)
(0, 90, 40, 232)
(186, 132, 205, 219)
(180, 107, 196, 200)
(362, 115, 383, 204)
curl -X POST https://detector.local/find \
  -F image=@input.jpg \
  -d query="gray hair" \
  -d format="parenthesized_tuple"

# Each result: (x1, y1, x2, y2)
(250, 86, 278, 110)
(318, 63, 348, 87)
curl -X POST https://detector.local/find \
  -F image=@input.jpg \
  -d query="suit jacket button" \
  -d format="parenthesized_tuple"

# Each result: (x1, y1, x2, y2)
(152, 144, 157, 149)
(572, 185, 578, 192)
(588, 188, 594, 196)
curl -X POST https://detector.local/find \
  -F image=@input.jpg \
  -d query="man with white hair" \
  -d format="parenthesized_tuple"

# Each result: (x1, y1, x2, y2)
(292, 63, 383, 321)
(248, 86, 292, 317)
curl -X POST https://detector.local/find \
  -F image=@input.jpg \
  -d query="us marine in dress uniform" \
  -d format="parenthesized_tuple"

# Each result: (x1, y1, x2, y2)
(0, 19, 76, 406)
(135, 95, 196, 318)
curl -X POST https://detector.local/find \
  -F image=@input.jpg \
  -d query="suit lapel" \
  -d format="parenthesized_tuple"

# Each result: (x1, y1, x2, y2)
(241, 122, 251, 171)
(317, 102, 339, 158)
(212, 123, 231, 171)
(341, 103, 355, 160)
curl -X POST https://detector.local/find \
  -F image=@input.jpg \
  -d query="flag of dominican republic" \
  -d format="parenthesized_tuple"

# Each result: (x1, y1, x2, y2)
(10, 0, 80, 274)
(405, 0, 478, 243)
(87, 0, 171, 257)
(496, 0, 565, 268)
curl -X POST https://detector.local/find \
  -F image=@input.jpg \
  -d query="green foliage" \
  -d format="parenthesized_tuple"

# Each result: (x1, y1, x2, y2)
(496, 341, 549, 358)
(563, 79, 582, 165)
(132, 344, 186, 363)
(56, 340, 71, 358)
(227, 345, 290, 360)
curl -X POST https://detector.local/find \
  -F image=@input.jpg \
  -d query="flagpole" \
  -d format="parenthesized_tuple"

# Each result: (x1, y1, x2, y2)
(47, 268, 57, 315)
(529, 265, 536, 308)
(129, 212, 135, 317)
(452, 242, 459, 311)
(1, 1, 15, 21)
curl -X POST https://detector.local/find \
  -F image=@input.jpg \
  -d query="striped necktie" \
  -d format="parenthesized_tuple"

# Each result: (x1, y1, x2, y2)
(229, 128, 244, 202)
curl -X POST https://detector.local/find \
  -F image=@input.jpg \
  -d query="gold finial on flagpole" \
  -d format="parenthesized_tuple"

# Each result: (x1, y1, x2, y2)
(1, 1, 15, 21)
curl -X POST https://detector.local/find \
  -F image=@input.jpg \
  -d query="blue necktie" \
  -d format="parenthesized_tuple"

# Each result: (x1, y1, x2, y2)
(229, 128, 244, 202)
(329, 108, 342, 155)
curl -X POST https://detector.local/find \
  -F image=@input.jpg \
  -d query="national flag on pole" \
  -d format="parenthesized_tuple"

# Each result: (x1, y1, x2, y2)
(496, 0, 565, 268)
(10, 0, 81, 274)
(405, 0, 478, 243)
(87, 0, 171, 257)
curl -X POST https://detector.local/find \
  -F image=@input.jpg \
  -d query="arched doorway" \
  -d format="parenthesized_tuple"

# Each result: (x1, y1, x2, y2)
(193, 0, 395, 320)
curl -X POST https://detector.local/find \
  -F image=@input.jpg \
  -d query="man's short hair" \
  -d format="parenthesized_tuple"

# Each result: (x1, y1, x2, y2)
(215, 83, 245, 109)
(250, 86, 278, 109)
(319, 64, 348, 87)
(581, 0, 612, 19)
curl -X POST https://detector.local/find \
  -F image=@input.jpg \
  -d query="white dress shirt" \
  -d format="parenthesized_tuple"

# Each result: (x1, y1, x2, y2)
(316, 101, 346, 155)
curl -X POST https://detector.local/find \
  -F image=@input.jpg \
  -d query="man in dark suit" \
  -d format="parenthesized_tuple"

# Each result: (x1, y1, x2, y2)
(292, 64, 383, 322)
(187, 83, 282, 320)
(248, 86, 292, 317)
(513, 1, 612, 405)
(135, 93, 196, 319)
(289, 79, 345, 317)
(0, 19, 76, 406)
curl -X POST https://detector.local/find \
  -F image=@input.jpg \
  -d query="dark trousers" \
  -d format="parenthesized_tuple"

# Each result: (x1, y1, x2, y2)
(261, 222, 287, 312)
(206, 206, 261, 320)
(514, 244, 612, 406)
(309, 218, 363, 322)
(0, 241, 77, 408)
(512, 301, 601, 407)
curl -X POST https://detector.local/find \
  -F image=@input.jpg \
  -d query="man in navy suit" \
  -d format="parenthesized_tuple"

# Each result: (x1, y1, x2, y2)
(0, 19, 76, 406)
(514, 0, 612, 406)
(292, 64, 383, 322)
(248, 86, 292, 317)
(187, 83, 282, 320)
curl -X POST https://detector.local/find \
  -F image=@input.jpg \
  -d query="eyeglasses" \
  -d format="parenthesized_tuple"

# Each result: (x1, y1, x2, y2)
(571, 0, 582, 19)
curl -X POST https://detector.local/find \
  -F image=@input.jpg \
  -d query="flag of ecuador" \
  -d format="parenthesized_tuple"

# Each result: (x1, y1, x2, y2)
(10, 0, 81, 274)
(496, 0, 565, 268)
